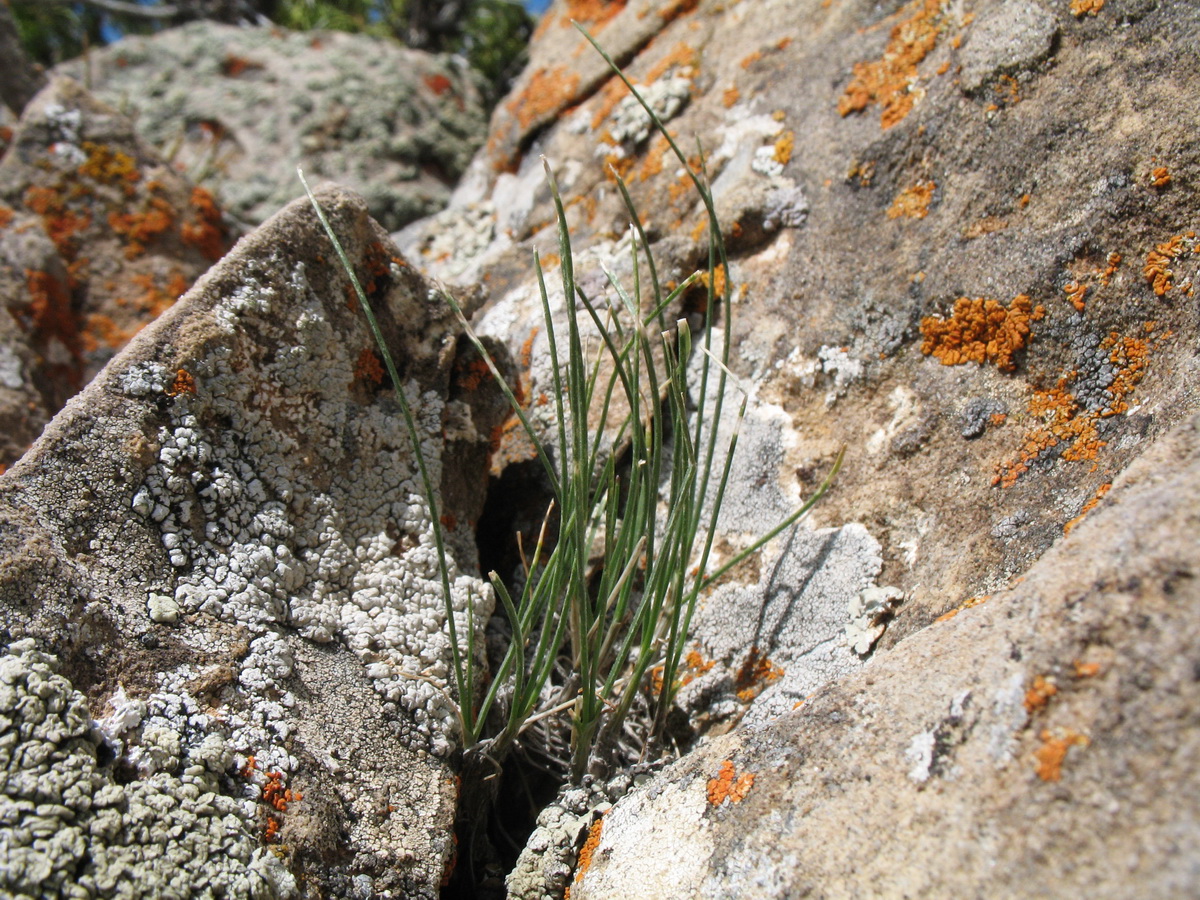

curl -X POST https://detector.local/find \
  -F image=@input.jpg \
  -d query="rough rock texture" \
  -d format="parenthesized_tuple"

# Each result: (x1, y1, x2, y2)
(0, 76, 236, 469)
(58, 22, 490, 232)
(570, 410, 1200, 898)
(394, 0, 1200, 892)
(0, 185, 501, 897)
(1, 640, 293, 899)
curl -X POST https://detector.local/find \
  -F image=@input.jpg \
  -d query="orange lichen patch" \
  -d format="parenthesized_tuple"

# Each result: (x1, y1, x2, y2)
(539, 252, 561, 271)
(1069, 0, 1104, 16)
(1034, 729, 1089, 781)
(707, 760, 756, 805)
(166, 368, 197, 397)
(572, 815, 605, 887)
(1143, 233, 1199, 297)
(935, 594, 988, 622)
(1064, 482, 1111, 535)
(656, 0, 700, 22)
(508, 65, 581, 131)
(24, 184, 92, 263)
(638, 135, 670, 182)
(1149, 165, 1170, 188)
(1100, 251, 1121, 285)
(354, 347, 384, 387)
(262, 769, 302, 813)
(838, 0, 948, 129)
(423, 73, 453, 96)
(994, 330, 1148, 487)
(25, 268, 81, 357)
(440, 513, 458, 530)
(718, 84, 742, 109)
(739, 50, 763, 69)
(734, 645, 784, 702)
(1063, 280, 1087, 312)
(1024, 674, 1058, 712)
(564, 0, 626, 29)
(644, 42, 699, 85)
(1073, 659, 1102, 678)
(80, 313, 135, 354)
(180, 186, 228, 262)
(128, 271, 184, 317)
(993, 74, 1021, 106)
(847, 160, 876, 186)
(221, 54, 264, 77)
(887, 181, 936, 219)
(773, 131, 795, 166)
(590, 77, 633, 130)
(78, 141, 140, 190)
(920, 294, 1044, 372)
(679, 648, 716, 687)
(0, 205, 13, 230)
(451, 352, 489, 393)
(1098, 331, 1149, 414)
(108, 194, 176, 259)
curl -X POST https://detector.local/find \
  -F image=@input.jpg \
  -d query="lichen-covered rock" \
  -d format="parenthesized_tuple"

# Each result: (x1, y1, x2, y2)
(0, 640, 294, 899)
(0, 76, 236, 469)
(404, 0, 1200, 667)
(0, 185, 501, 896)
(568, 411, 1200, 898)
(57, 22, 489, 232)
(397, 0, 1200, 890)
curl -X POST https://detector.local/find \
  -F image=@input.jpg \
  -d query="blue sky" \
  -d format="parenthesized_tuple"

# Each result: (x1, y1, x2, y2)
(525, 0, 553, 11)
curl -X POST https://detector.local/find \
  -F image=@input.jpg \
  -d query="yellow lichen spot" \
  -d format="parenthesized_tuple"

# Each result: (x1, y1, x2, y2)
(887, 181, 936, 219)
(773, 131, 795, 166)
(78, 141, 140, 187)
(1034, 729, 1089, 781)
(706, 760, 756, 805)
(919, 294, 1044, 372)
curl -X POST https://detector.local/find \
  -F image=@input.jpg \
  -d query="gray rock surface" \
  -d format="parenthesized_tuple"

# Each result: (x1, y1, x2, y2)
(0, 185, 498, 897)
(58, 22, 489, 232)
(570, 409, 1200, 898)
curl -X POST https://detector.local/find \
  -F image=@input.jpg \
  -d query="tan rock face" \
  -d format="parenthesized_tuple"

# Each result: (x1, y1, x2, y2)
(571, 412, 1200, 899)
(407, 0, 1200, 671)
(398, 0, 1199, 894)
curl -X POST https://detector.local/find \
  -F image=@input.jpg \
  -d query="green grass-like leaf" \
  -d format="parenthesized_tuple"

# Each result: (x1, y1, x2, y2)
(302, 25, 841, 781)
